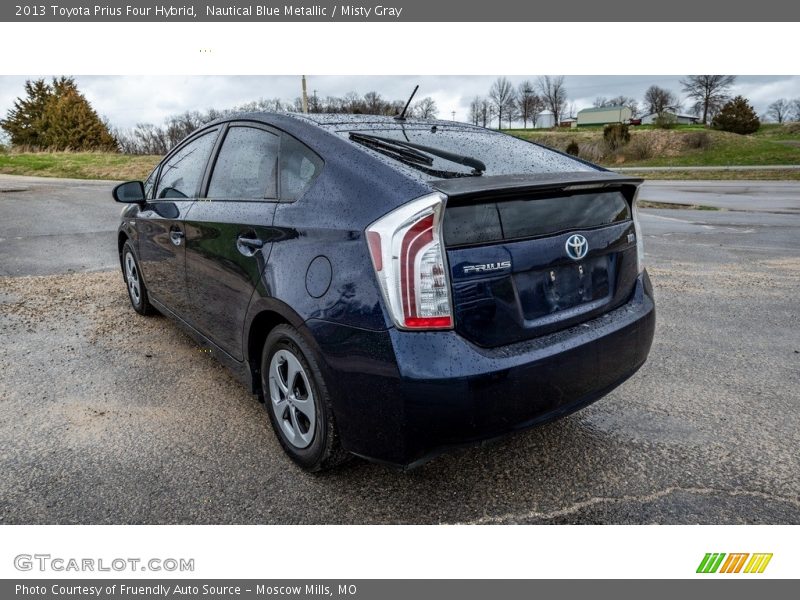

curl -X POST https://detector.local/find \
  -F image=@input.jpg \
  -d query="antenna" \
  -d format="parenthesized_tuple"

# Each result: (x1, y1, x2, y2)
(395, 85, 419, 121)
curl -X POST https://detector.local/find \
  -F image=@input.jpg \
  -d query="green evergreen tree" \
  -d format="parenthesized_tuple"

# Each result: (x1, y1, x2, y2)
(712, 96, 761, 135)
(0, 77, 117, 150)
(0, 79, 52, 147)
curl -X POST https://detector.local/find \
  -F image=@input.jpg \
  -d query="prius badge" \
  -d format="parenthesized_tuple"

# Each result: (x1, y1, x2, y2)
(462, 260, 512, 275)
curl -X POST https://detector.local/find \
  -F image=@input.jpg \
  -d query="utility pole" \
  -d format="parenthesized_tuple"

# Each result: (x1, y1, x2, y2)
(301, 75, 309, 114)
(451, 111, 456, 121)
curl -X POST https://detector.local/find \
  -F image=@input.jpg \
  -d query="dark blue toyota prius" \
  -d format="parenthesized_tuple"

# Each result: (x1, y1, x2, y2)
(113, 113, 655, 470)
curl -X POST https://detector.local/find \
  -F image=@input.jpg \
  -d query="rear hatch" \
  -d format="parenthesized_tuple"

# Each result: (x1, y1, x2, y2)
(433, 172, 642, 348)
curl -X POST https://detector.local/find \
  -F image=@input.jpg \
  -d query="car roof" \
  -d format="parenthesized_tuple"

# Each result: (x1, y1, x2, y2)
(206, 111, 489, 135)
(285, 112, 488, 132)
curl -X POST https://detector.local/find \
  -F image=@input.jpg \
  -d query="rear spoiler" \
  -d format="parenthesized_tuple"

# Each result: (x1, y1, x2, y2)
(430, 171, 643, 203)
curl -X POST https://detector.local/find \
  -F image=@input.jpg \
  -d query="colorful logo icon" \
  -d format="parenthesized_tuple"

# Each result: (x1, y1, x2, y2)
(696, 553, 773, 574)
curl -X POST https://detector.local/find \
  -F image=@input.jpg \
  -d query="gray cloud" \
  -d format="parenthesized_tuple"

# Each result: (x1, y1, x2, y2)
(1, 75, 799, 130)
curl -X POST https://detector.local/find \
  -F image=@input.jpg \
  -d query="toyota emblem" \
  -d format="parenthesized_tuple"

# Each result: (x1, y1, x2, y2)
(565, 234, 589, 260)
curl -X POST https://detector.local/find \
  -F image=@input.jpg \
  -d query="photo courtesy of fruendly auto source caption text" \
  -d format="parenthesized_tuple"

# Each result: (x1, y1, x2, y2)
(0, 1, 799, 597)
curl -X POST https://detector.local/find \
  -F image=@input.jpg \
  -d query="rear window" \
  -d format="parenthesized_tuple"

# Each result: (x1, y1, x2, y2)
(444, 191, 631, 246)
(341, 126, 594, 180)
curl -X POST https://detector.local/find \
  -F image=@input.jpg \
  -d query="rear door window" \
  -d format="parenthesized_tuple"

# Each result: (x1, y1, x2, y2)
(155, 130, 217, 199)
(207, 126, 280, 200)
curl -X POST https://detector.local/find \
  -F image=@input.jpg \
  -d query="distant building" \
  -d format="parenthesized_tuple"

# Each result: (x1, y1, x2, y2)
(640, 111, 700, 125)
(559, 117, 578, 128)
(577, 105, 632, 126)
(534, 111, 555, 128)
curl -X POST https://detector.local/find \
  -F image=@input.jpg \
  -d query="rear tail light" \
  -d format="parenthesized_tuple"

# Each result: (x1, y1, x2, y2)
(366, 192, 453, 330)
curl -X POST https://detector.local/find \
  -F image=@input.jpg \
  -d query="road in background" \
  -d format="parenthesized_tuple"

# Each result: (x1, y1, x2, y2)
(1, 175, 799, 524)
(0, 175, 119, 276)
(637, 180, 800, 213)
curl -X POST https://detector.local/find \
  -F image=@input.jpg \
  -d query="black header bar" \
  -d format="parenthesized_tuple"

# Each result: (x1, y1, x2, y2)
(3, 1, 799, 22)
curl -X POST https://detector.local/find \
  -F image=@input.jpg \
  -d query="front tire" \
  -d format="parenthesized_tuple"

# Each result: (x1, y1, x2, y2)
(261, 324, 349, 471)
(122, 241, 154, 316)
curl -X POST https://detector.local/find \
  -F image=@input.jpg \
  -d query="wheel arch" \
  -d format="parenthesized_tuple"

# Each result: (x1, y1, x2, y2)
(244, 299, 309, 398)
(117, 231, 129, 273)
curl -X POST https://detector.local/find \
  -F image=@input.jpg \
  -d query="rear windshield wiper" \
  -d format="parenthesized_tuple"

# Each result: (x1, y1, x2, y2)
(348, 132, 433, 166)
(349, 132, 485, 177)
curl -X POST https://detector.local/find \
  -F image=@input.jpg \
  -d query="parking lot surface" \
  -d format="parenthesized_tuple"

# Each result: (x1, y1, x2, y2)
(1, 175, 799, 524)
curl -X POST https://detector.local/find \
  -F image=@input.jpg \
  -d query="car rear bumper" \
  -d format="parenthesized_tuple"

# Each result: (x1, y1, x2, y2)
(307, 272, 655, 468)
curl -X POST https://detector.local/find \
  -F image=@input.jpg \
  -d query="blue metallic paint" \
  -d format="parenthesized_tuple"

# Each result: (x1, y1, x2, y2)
(117, 113, 656, 467)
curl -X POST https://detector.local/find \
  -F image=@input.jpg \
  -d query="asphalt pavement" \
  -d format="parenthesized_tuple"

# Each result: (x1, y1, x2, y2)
(1, 175, 799, 524)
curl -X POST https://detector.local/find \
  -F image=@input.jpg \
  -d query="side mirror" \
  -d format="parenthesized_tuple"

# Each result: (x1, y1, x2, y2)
(113, 181, 146, 203)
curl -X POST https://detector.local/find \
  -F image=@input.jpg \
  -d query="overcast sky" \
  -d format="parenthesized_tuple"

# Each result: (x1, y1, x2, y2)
(1, 75, 799, 130)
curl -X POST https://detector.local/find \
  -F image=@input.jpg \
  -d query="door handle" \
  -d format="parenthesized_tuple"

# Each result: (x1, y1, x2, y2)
(169, 227, 184, 246)
(237, 236, 264, 249)
(236, 235, 264, 256)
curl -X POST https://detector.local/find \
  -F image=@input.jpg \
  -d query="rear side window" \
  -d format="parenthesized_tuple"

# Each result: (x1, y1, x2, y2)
(444, 191, 631, 246)
(280, 135, 323, 201)
(208, 126, 280, 200)
(155, 130, 217, 199)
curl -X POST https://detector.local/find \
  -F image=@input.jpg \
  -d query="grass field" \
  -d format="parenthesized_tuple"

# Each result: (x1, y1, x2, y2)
(508, 122, 800, 169)
(618, 169, 800, 181)
(0, 151, 159, 180)
(1, 123, 799, 181)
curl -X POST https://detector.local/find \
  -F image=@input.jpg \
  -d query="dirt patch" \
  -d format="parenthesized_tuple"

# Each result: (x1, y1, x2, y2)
(648, 259, 800, 297)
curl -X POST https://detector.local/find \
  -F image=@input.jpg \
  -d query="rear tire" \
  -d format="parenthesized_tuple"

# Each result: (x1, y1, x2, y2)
(122, 241, 154, 316)
(261, 324, 350, 471)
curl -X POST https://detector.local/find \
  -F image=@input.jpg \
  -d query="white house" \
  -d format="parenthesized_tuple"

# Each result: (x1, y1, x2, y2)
(640, 112, 700, 125)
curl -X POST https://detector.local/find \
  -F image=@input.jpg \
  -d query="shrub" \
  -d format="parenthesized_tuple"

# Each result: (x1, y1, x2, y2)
(683, 131, 712, 150)
(565, 140, 580, 156)
(654, 113, 678, 129)
(577, 140, 609, 163)
(626, 135, 657, 160)
(603, 123, 630, 151)
(712, 96, 760, 135)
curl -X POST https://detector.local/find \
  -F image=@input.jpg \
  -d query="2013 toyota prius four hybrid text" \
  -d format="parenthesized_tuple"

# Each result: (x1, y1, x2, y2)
(113, 112, 655, 471)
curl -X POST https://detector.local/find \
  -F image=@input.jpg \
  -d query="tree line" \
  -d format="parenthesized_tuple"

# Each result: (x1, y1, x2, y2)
(2, 76, 799, 154)
(468, 75, 782, 129)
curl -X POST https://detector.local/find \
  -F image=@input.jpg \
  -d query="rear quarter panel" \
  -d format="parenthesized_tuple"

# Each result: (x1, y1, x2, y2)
(250, 118, 432, 334)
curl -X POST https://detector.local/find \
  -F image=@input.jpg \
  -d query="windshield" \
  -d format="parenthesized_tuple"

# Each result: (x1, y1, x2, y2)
(339, 125, 596, 180)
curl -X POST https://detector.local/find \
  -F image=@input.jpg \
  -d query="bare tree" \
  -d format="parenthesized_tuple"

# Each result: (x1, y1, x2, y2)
(363, 91, 388, 115)
(767, 99, 791, 123)
(793, 99, 800, 122)
(594, 95, 639, 117)
(413, 97, 438, 119)
(536, 75, 568, 125)
(307, 91, 322, 113)
(643, 85, 679, 117)
(517, 81, 541, 129)
(469, 96, 482, 126)
(489, 77, 515, 129)
(609, 95, 640, 118)
(342, 91, 364, 113)
(479, 98, 495, 128)
(680, 75, 736, 125)
(505, 100, 520, 128)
